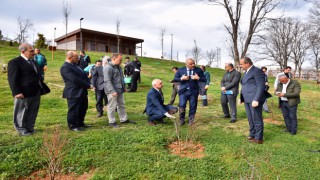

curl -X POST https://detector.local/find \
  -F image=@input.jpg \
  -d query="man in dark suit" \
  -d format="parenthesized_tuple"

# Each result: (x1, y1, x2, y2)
(60, 51, 93, 131)
(220, 63, 241, 123)
(240, 57, 266, 144)
(128, 57, 141, 92)
(174, 58, 206, 125)
(7, 43, 42, 136)
(91, 60, 107, 117)
(275, 74, 301, 135)
(145, 79, 178, 125)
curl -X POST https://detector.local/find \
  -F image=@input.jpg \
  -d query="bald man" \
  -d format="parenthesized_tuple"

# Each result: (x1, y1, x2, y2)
(173, 58, 206, 125)
(60, 51, 93, 131)
(8, 43, 42, 136)
(144, 79, 178, 125)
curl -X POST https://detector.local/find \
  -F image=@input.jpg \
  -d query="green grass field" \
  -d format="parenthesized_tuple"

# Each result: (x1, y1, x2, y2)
(0, 45, 320, 179)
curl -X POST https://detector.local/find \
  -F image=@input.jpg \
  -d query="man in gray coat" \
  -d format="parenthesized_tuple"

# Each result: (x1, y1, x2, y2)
(104, 53, 136, 128)
(220, 63, 241, 123)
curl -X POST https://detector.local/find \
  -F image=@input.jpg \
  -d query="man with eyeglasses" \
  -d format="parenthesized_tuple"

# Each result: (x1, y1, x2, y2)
(220, 63, 241, 123)
(8, 43, 42, 136)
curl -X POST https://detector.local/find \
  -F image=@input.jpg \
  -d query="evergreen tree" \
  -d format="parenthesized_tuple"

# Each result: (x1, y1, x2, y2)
(35, 33, 47, 48)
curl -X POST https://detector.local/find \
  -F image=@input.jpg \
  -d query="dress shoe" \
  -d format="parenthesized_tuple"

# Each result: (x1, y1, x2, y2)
(97, 111, 103, 117)
(148, 121, 156, 126)
(247, 136, 254, 140)
(80, 124, 92, 128)
(221, 115, 231, 118)
(254, 139, 264, 144)
(109, 123, 119, 128)
(121, 120, 136, 124)
(290, 131, 296, 135)
(20, 131, 33, 136)
(70, 127, 85, 132)
(229, 119, 237, 123)
(179, 121, 185, 125)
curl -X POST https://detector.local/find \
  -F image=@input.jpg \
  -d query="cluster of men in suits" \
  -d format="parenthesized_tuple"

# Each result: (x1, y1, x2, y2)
(7, 44, 301, 140)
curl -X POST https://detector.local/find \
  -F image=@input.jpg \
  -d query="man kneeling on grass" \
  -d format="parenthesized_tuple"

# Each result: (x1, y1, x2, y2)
(144, 79, 178, 126)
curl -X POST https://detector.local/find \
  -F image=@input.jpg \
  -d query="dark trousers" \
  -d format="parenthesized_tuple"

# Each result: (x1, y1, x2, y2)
(179, 91, 198, 122)
(168, 85, 178, 105)
(130, 71, 140, 92)
(147, 105, 178, 122)
(67, 95, 88, 129)
(221, 94, 237, 120)
(244, 102, 264, 141)
(280, 101, 298, 134)
(95, 89, 107, 112)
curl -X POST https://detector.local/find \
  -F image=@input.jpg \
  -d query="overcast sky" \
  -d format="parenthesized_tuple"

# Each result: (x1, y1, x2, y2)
(0, 0, 312, 67)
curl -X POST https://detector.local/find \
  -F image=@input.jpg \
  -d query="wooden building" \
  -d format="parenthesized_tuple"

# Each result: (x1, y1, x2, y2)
(55, 28, 144, 55)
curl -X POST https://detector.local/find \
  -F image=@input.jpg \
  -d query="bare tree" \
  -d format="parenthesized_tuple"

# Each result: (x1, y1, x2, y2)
(290, 20, 310, 79)
(309, 0, 320, 30)
(159, 26, 166, 59)
(16, 16, 34, 44)
(258, 17, 294, 69)
(308, 30, 320, 80)
(188, 39, 202, 64)
(116, 17, 121, 53)
(205, 49, 217, 66)
(206, 0, 280, 66)
(62, 0, 71, 51)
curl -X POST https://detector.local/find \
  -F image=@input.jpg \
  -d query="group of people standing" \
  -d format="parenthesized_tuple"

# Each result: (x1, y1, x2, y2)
(7, 43, 301, 143)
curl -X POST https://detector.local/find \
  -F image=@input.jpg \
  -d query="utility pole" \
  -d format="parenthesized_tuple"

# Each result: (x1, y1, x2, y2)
(170, 34, 173, 60)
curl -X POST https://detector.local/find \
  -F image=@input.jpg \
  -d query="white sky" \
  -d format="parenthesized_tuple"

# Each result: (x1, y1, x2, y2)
(0, 0, 312, 68)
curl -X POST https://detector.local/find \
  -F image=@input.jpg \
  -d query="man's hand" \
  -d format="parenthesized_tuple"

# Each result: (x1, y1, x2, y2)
(252, 101, 259, 107)
(181, 74, 189, 81)
(15, 93, 24, 99)
(221, 87, 226, 91)
(192, 73, 200, 80)
(112, 92, 117, 97)
(165, 112, 176, 119)
(205, 85, 209, 90)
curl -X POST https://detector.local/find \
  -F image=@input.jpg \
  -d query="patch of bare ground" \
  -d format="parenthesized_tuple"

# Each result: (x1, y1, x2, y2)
(168, 141, 205, 159)
(19, 169, 94, 180)
(264, 118, 282, 125)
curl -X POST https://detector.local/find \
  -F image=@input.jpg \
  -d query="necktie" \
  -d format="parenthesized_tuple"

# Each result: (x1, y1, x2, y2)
(188, 70, 192, 77)
(159, 90, 164, 102)
(28, 60, 37, 73)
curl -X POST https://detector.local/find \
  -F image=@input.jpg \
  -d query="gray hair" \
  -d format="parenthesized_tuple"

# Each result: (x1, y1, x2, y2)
(102, 56, 110, 67)
(152, 79, 161, 86)
(18, 43, 32, 52)
(278, 74, 288, 79)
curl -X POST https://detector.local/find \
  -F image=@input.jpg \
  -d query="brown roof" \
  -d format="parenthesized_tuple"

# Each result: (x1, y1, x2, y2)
(55, 28, 144, 43)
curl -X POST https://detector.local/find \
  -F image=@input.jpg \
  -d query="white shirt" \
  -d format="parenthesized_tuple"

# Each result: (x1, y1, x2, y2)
(281, 79, 290, 101)
(245, 65, 253, 74)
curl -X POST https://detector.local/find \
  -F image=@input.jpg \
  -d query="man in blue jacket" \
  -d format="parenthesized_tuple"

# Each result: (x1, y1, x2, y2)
(145, 79, 178, 125)
(174, 58, 206, 125)
(240, 57, 266, 144)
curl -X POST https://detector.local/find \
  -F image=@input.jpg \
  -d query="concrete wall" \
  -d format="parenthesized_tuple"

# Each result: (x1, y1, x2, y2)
(57, 40, 77, 50)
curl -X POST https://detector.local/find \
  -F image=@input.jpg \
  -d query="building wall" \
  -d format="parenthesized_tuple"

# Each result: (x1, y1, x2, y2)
(57, 40, 77, 50)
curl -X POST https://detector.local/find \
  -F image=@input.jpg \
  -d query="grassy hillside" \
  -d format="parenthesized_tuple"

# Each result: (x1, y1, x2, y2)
(0, 45, 320, 179)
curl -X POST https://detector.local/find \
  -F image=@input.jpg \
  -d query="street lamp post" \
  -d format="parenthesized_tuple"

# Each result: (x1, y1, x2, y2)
(170, 34, 173, 60)
(52, 27, 56, 61)
(80, 18, 84, 50)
